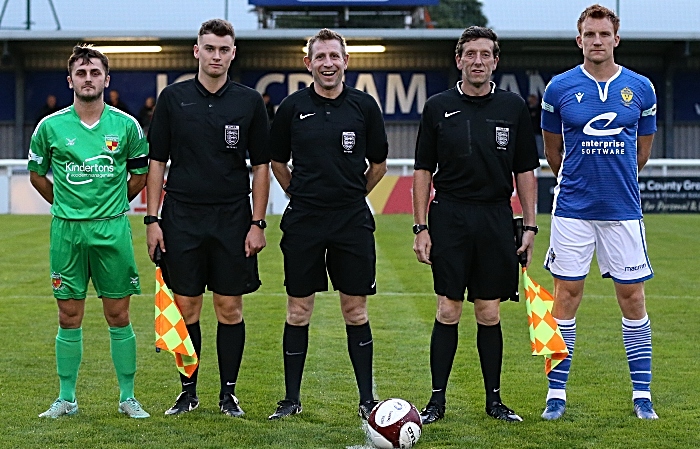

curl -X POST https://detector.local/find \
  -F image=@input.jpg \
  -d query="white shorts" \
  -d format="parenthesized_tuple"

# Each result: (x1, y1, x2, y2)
(544, 216, 653, 283)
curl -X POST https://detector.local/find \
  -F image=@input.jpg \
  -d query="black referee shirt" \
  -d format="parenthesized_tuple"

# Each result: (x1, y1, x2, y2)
(148, 76, 270, 204)
(269, 84, 388, 209)
(414, 82, 540, 204)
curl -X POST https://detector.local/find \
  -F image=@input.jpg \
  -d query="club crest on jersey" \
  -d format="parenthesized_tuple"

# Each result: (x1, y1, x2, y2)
(621, 87, 634, 106)
(104, 135, 119, 152)
(342, 131, 355, 153)
(225, 125, 239, 146)
(495, 126, 509, 149)
(51, 272, 64, 290)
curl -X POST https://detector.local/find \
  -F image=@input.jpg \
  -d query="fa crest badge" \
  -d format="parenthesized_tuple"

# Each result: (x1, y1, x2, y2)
(225, 125, 239, 146)
(495, 126, 509, 149)
(51, 272, 64, 290)
(342, 131, 356, 153)
(104, 135, 119, 152)
(621, 87, 634, 106)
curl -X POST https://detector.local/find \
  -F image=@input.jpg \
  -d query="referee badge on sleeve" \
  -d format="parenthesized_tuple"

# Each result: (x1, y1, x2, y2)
(225, 124, 239, 147)
(496, 126, 509, 150)
(342, 131, 355, 153)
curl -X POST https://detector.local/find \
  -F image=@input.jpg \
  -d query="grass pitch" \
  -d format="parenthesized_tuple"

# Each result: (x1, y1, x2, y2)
(0, 214, 698, 448)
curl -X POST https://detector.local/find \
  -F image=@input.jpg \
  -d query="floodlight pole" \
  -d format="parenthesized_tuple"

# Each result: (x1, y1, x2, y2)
(47, 0, 60, 30)
(0, 0, 11, 28)
(0, 0, 61, 30)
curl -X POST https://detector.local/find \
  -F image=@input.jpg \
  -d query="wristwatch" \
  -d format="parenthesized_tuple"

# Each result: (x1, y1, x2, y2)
(523, 225, 539, 235)
(412, 224, 428, 235)
(143, 215, 159, 225)
(251, 219, 267, 229)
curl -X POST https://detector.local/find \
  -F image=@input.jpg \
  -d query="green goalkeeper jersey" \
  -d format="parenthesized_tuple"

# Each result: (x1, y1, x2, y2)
(28, 105, 149, 220)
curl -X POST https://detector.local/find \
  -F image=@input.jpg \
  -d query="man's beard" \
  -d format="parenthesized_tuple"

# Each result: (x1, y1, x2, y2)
(76, 90, 103, 103)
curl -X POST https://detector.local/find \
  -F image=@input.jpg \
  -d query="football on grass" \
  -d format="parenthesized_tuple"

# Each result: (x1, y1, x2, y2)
(367, 398, 422, 449)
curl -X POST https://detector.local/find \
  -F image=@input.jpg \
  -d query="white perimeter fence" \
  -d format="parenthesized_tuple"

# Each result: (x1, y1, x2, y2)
(2, 159, 700, 215)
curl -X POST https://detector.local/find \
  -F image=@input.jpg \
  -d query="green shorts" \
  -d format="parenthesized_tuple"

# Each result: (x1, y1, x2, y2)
(50, 214, 141, 300)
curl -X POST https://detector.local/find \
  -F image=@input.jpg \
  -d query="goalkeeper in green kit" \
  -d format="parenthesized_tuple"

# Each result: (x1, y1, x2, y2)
(29, 45, 150, 419)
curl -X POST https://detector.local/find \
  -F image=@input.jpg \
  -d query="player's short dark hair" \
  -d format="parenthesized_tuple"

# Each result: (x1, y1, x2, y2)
(577, 4, 620, 34)
(455, 26, 500, 58)
(306, 28, 347, 59)
(67, 44, 109, 75)
(198, 18, 235, 42)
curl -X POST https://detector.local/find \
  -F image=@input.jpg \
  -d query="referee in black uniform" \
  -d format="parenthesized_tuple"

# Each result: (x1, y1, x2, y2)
(267, 28, 388, 421)
(412, 26, 539, 424)
(145, 19, 270, 417)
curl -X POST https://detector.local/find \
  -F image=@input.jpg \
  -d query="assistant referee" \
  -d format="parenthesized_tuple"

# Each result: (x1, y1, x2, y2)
(267, 28, 388, 421)
(412, 26, 540, 424)
(146, 18, 270, 417)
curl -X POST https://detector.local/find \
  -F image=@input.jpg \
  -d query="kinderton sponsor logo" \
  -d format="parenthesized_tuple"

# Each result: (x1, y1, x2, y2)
(65, 155, 115, 185)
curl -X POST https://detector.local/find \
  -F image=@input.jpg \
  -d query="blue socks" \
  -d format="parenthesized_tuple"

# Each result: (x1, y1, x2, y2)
(546, 318, 576, 401)
(623, 315, 653, 400)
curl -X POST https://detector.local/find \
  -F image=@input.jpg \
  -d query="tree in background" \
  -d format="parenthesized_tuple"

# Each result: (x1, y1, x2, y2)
(426, 0, 487, 28)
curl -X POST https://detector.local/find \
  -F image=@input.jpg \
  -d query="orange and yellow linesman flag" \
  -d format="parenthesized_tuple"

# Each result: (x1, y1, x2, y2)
(523, 268, 568, 374)
(154, 265, 199, 377)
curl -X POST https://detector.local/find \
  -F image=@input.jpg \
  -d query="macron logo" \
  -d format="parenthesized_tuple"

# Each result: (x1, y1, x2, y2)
(299, 113, 315, 120)
(575, 92, 584, 103)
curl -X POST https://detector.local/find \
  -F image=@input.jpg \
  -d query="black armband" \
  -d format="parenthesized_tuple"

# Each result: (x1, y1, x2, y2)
(127, 155, 149, 170)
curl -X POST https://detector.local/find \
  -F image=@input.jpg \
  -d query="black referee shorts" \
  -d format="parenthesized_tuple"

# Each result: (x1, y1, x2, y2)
(280, 201, 377, 298)
(428, 198, 518, 302)
(160, 195, 261, 297)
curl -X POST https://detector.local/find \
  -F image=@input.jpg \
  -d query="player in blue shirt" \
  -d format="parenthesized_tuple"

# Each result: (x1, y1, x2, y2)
(540, 4, 658, 420)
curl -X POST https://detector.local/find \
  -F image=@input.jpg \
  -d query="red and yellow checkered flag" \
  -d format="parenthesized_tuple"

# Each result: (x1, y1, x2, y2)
(155, 265, 198, 378)
(523, 268, 568, 374)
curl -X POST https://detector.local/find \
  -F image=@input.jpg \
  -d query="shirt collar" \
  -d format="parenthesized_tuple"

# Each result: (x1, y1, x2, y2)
(456, 80, 496, 101)
(308, 83, 349, 107)
(194, 75, 232, 97)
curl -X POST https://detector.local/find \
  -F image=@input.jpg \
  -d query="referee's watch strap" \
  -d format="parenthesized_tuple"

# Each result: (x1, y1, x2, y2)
(413, 224, 428, 235)
(251, 219, 267, 229)
(144, 215, 159, 225)
(523, 225, 538, 235)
